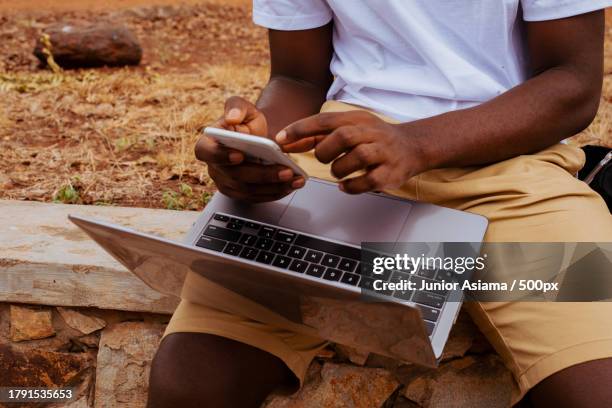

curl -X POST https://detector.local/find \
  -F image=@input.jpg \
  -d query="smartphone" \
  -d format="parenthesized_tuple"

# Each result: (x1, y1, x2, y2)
(204, 127, 308, 180)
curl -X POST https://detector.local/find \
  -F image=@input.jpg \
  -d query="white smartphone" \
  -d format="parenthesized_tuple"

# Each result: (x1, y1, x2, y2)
(204, 127, 308, 180)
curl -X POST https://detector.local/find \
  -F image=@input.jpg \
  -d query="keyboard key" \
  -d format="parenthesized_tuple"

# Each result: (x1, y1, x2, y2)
(256, 251, 274, 264)
(255, 238, 273, 251)
(417, 305, 440, 322)
(223, 243, 242, 256)
(358, 276, 376, 291)
(410, 275, 448, 296)
(196, 236, 226, 252)
(239, 233, 257, 246)
(203, 225, 240, 242)
(413, 291, 445, 309)
(213, 214, 229, 222)
(239, 247, 258, 260)
(391, 271, 412, 300)
(258, 226, 276, 238)
(229, 218, 244, 227)
(275, 230, 296, 244)
(288, 246, 306, 259)
(289, 259, 308, 273)
(323, 268, 342, 281)
(305, 250, 323, 264)
(365, 268, 392, 281)
(425, 320, 435, 335)
(306, 264, 326, 277)
(338, 258, 357, 272)
(295, 235, 361, 260)
(227, 220, 244, 230)
(340, 272, 360, 286)
(245, 221, 261, 230)
(322, 254, 340, 268)
(272, 255, 291, 269)
(436, 268, 457, 283)
(271, 242, 289, 255)
(417, 266, 437, 279)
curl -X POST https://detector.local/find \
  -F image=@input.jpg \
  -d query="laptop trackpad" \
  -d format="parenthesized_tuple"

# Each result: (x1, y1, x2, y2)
(278, 181, 412, 245)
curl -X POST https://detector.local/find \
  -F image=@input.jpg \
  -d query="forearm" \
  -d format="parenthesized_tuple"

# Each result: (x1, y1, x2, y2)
(256, 76, 329, 139)
(410, 67, 601, 171)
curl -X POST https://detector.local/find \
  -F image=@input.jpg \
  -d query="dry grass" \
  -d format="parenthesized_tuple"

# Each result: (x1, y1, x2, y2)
(0, 3, 610, 209)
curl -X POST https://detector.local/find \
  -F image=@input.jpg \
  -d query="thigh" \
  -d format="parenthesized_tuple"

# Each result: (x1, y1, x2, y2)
(147, 332, 294, 408)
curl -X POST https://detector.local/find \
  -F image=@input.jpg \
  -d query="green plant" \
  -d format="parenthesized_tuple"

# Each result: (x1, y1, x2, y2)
(53, 183, 80, 204)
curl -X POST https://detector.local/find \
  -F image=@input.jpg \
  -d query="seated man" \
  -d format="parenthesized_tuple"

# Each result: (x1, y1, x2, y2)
(148, 1, 612, 407)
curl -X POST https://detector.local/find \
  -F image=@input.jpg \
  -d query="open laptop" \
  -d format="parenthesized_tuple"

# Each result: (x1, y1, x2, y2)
(69, 177, 487, 367)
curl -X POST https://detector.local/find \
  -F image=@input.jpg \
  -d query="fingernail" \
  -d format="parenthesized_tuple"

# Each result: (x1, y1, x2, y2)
(292, 178, 305, 189)
(227, 108, 241, 121)
(275, 130, 287, 144)
(229, 152, 242, 163)
(278, 168, 293, 181)
(338, 183, 345, 192)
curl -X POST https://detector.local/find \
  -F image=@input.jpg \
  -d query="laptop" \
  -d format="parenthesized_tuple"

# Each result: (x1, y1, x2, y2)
(69, 177, 487, 367)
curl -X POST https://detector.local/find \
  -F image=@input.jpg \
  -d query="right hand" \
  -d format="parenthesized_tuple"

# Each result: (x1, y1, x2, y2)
(195, 96, 305, 202)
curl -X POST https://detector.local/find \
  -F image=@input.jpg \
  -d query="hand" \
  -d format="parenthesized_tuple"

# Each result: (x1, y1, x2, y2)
(275, 111, 429, 194)
(194, 96, 305, 202)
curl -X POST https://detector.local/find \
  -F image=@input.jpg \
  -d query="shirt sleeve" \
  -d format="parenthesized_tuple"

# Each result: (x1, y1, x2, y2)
(253, 0, 333, 30)
(521, 0, 612, 21)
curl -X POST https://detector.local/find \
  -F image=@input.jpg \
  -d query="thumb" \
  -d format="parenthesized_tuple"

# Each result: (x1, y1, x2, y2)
(224, 96, 253, 125)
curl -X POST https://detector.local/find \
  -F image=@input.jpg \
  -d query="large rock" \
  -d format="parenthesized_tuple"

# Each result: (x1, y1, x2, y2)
(402, 355, 514, 408)
(9, 305, 55, 342)
(57, 307, 106, 335)
(34, 24, 142, 69)
(94, 322, 165, 408)
(264, 362, 399, 408)
(0, 344, 94, 398)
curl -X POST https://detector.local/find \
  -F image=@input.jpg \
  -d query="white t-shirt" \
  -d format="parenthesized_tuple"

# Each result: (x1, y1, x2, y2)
(253, 0, 611, 122)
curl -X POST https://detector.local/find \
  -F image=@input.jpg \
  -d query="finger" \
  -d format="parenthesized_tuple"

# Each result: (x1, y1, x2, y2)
(216, 180, 300, 203)
(195, 135, 244, 165)
(223, 163, 296, 184)
(339, 166, 387, 195)
(315, 126, 375, 164)
(330, 143, 383, 179)
(280, 135, 326, 153)
(276, 112, 365, 146)
(224, 96, 252, 124)
(242, 177, 304, 195)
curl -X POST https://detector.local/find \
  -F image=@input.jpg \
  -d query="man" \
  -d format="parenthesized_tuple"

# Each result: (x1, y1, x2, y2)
(148, 1, 612, 407)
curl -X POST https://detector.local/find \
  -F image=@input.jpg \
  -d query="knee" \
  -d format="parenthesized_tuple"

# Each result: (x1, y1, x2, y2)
(146, 332, 288, 408)
(529, 358, 612, 408)
(147, 334, 235, 408)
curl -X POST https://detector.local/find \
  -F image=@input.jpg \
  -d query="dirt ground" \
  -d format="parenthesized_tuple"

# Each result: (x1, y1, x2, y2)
(0, 2, 610, 210)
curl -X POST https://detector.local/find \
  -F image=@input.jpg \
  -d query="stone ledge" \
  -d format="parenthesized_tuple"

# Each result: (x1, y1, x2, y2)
(0, 199, 197, 314)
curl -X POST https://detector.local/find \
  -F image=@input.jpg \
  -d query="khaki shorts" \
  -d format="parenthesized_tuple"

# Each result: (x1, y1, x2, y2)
(166, 101, 612, 404)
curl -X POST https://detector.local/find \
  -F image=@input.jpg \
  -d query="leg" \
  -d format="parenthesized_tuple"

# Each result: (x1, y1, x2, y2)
(147, 332, 294, 408)
(529, 358, 612, 408)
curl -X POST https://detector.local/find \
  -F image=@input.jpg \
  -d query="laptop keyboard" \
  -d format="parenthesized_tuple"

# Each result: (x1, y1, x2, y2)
(196, 212, 455, 336)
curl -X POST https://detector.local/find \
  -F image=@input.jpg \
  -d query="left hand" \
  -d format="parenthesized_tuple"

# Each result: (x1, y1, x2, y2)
(275, 111, 429, 194)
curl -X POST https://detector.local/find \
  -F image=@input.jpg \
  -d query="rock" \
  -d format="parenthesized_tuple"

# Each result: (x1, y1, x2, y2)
(0, 344, 94, 389)
(0, 172, 11, 189)
(34, 24, 142, 69)
(57, 307, 106, 335)
(335, 344, 369, 366)
(440, 310, 480, 361)
(10, 305, 55, 342)
(94, 322, 165, 408)
(403, 355, 514, 408)
(265, 362, 399, 408)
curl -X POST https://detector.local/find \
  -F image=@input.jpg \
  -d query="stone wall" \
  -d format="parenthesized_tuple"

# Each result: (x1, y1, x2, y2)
(0, 302, 514, 408)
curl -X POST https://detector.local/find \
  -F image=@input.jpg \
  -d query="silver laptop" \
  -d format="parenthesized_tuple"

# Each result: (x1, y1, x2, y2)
(69, 177, 487, 367)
